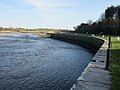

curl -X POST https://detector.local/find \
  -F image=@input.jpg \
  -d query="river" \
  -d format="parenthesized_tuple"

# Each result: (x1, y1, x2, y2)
(0, 33, 94, 90)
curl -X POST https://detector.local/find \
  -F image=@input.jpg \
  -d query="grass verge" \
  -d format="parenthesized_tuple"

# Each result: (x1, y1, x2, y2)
(50, 33, 104, 53)
(110, 37, 120, 90)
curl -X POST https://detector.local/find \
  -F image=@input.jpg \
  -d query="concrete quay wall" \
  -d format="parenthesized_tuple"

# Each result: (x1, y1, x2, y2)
(70, 40, 111, 90)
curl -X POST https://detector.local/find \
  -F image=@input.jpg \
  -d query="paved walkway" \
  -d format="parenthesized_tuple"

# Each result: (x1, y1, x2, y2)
(71, 40, 111, 90)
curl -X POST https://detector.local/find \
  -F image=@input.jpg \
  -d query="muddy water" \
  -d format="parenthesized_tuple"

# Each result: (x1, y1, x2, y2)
(0, 33, 93, 90)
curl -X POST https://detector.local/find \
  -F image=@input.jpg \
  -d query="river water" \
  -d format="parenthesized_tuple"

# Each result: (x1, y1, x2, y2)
(0, 33, 93, 90)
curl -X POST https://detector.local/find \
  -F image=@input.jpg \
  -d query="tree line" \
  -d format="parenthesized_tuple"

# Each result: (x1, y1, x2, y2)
(74, 5, 120, 35)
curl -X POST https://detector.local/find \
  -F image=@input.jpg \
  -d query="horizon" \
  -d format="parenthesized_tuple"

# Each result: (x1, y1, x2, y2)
(0, 0, 119, 30)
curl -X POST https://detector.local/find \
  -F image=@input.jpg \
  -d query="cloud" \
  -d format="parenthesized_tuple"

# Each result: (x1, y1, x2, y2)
(24, 0, 79, 12)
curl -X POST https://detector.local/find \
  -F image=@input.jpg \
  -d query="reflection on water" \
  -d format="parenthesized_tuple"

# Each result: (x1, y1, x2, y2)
(0, 33, 93, 90)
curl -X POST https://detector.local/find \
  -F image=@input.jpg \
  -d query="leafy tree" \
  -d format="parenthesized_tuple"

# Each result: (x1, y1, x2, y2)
(105, 5, 116, 19)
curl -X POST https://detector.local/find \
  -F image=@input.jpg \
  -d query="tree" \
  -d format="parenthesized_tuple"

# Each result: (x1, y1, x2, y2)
(98, 12, 105, 22)
(105, 5, 116, 19)
(87, 20, 93, 25)
(74, 5, 120, 35)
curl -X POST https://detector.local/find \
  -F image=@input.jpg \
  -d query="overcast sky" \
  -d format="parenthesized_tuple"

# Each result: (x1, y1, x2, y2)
(0, 0, 119, 29)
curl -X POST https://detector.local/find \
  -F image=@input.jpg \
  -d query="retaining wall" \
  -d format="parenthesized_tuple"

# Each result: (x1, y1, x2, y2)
(70, 40, 111, 90)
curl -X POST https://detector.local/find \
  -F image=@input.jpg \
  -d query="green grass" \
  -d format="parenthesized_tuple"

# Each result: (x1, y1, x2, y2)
(110, 37, 120, 90)
(50, 33, 104, 53)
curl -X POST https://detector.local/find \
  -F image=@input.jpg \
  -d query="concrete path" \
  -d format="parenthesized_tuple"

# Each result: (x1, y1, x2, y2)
(71, 40, 111, 90)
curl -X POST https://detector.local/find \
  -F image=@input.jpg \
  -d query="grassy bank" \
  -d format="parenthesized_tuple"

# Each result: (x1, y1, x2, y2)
(110, 37, 120, 90)
(50, 33, 104, 53)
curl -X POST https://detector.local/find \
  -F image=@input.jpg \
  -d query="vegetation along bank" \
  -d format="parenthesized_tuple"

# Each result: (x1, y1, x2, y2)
(50, 33, 104, 53)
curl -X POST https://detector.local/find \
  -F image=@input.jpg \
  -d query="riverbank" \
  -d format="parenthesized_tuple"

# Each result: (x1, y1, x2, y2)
(0, 30, 51, 37)
(110, 37, 120, 90)
(50, 33, 111, 90)
(71, 40, 111, 90)
(50, 33, 104, 53)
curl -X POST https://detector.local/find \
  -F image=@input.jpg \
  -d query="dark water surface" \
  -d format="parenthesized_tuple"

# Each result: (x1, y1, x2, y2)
(0, 33, 93, 90)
